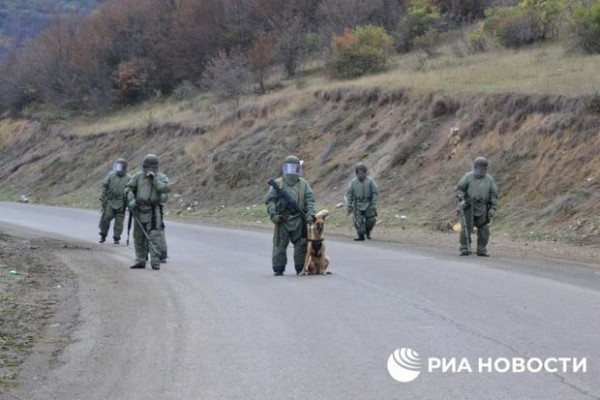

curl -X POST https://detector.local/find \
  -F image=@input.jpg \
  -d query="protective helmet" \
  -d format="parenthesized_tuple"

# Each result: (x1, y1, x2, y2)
(282, 155, 302, 175)
(142, 154, 159, 170)
(473, 156, 488, 177)
(355, 163, 368, 174)
(474, 157, 489, 168)
(284, 155, 300, 165)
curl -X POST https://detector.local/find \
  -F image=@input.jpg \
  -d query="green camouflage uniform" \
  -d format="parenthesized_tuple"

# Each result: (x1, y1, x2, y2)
(99, 171, 129, 242)
(456, 171, 499, 255)
(158, 194, 168, 262)
(345, 176, 378, 239)
(126, 171, 171, 268)
(266, 176, 315, 275)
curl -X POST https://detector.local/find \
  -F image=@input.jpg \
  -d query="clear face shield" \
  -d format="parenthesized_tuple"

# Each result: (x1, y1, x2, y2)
(113, 162, 127, 175)
(282, 161, 303, 176)
(356, 169, 367, 181)
(473, 164, 488, 177)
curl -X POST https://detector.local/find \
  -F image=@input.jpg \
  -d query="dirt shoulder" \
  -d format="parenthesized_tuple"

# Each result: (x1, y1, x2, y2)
(0, 225, 82, 397)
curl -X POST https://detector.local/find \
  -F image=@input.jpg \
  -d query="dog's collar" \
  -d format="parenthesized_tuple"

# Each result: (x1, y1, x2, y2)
(308, 238, 324, 242)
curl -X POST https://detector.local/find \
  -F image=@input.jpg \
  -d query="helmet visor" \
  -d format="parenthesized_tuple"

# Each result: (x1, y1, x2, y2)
(473, 165, 487, 177)
(113, 162, 126, 172)
(282, 162, 302, 175)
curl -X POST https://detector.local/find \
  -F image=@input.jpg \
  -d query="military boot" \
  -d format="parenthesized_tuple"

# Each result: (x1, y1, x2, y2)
(99, 235, 106, 243)
(160, 250, 168, 264)
(295, 264, 304, 275)
(130, 263, 145, 269)
(476, 249, 489, 257)
(151, 263, 160, 270)
(273, 266, 285, 276)
(366, 229, 372, 240)
(113, 238, 120, 245)
(354, 232, 365, 241)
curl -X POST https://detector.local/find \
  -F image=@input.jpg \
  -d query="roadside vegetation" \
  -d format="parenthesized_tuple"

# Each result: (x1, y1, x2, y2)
(1, 0, 599, 117)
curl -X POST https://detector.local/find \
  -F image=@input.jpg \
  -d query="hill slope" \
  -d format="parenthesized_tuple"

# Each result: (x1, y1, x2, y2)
(1, 85, 599, 244)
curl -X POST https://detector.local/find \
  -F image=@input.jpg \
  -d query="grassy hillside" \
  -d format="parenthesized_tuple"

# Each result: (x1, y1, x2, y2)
(1, 43, 599, 244)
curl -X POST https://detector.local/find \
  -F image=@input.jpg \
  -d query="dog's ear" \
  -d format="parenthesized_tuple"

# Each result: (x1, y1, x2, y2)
(315, 209, 329, 221)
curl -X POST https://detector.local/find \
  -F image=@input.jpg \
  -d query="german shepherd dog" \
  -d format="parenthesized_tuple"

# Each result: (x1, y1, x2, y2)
(300, 210, 330, 276)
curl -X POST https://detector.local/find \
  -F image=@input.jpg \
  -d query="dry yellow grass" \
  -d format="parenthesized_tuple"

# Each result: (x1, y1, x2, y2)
(67, 43, 600, 137)
(301, 44, 600, 96)
(0, 119, 29, 149)
(68, 94, 229, 136)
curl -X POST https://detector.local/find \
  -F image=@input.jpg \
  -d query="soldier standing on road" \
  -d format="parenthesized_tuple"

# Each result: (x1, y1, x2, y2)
(345, 163, 378, 241)
(456, 157, 499, 257)
(126, 154, 171, 270)
(98, 158, 129, 244)
(265, 155, 315, 276)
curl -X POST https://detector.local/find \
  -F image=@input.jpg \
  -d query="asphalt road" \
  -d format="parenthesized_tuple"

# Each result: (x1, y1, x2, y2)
(1, 202, 599, 400)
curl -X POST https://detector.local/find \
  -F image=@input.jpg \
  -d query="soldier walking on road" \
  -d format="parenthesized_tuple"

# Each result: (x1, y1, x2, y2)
(266, 156, 315, 276)
(345, 163, 378, 241)
(126, 154, 171, 270)
(456, 157, 499, 257)
(98, 158, 129, 244)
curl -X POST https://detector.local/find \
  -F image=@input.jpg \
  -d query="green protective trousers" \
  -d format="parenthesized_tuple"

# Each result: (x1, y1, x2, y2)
(99, 207, 125, 240)
(272, 217, 307, 273)
(158, 227, 168, 260)
(132, 209, 163, 267)
(353, 207, 376, 236)
(460, 209, 490, 253)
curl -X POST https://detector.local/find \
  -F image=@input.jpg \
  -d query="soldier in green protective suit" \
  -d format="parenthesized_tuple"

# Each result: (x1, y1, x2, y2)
(98, 158, 129, 244)
(126, 154, 171, 270)
(345, 163, 378, 241)
(265, 155, 315, 276)
(456, 157, 499, 257)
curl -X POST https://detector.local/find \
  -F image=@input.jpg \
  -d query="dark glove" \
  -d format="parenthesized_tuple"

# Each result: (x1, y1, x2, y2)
(488, 209, 496, 219)
(146, 171, 156, 179)
(371, 206, 378, 216)
(270, 214, 281, 224)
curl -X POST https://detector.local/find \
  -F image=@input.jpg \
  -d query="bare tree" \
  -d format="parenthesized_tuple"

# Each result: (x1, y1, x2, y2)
(249, 32, 275, 94)
(276, 14, 306, 77)
(202, 49, 250, 107)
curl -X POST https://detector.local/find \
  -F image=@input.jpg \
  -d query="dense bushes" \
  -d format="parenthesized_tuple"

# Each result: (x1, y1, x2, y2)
(569, 0, 600, 54)
(482, 0, 564, 48)
(396, 0, 441, 53)
(329, 25, 393, 79)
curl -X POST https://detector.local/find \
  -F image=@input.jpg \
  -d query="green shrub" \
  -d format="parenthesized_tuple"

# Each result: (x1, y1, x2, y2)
(329, 25, 393, 79)
(519, 0, 564, 40)
(482, 0, 564, 48)
(569, 0, 600, 53)
(466, 23, 489, 53)
(396, 0, 441, 53)
(412, 29, 441, 57)
(483, 7, 536, 48)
